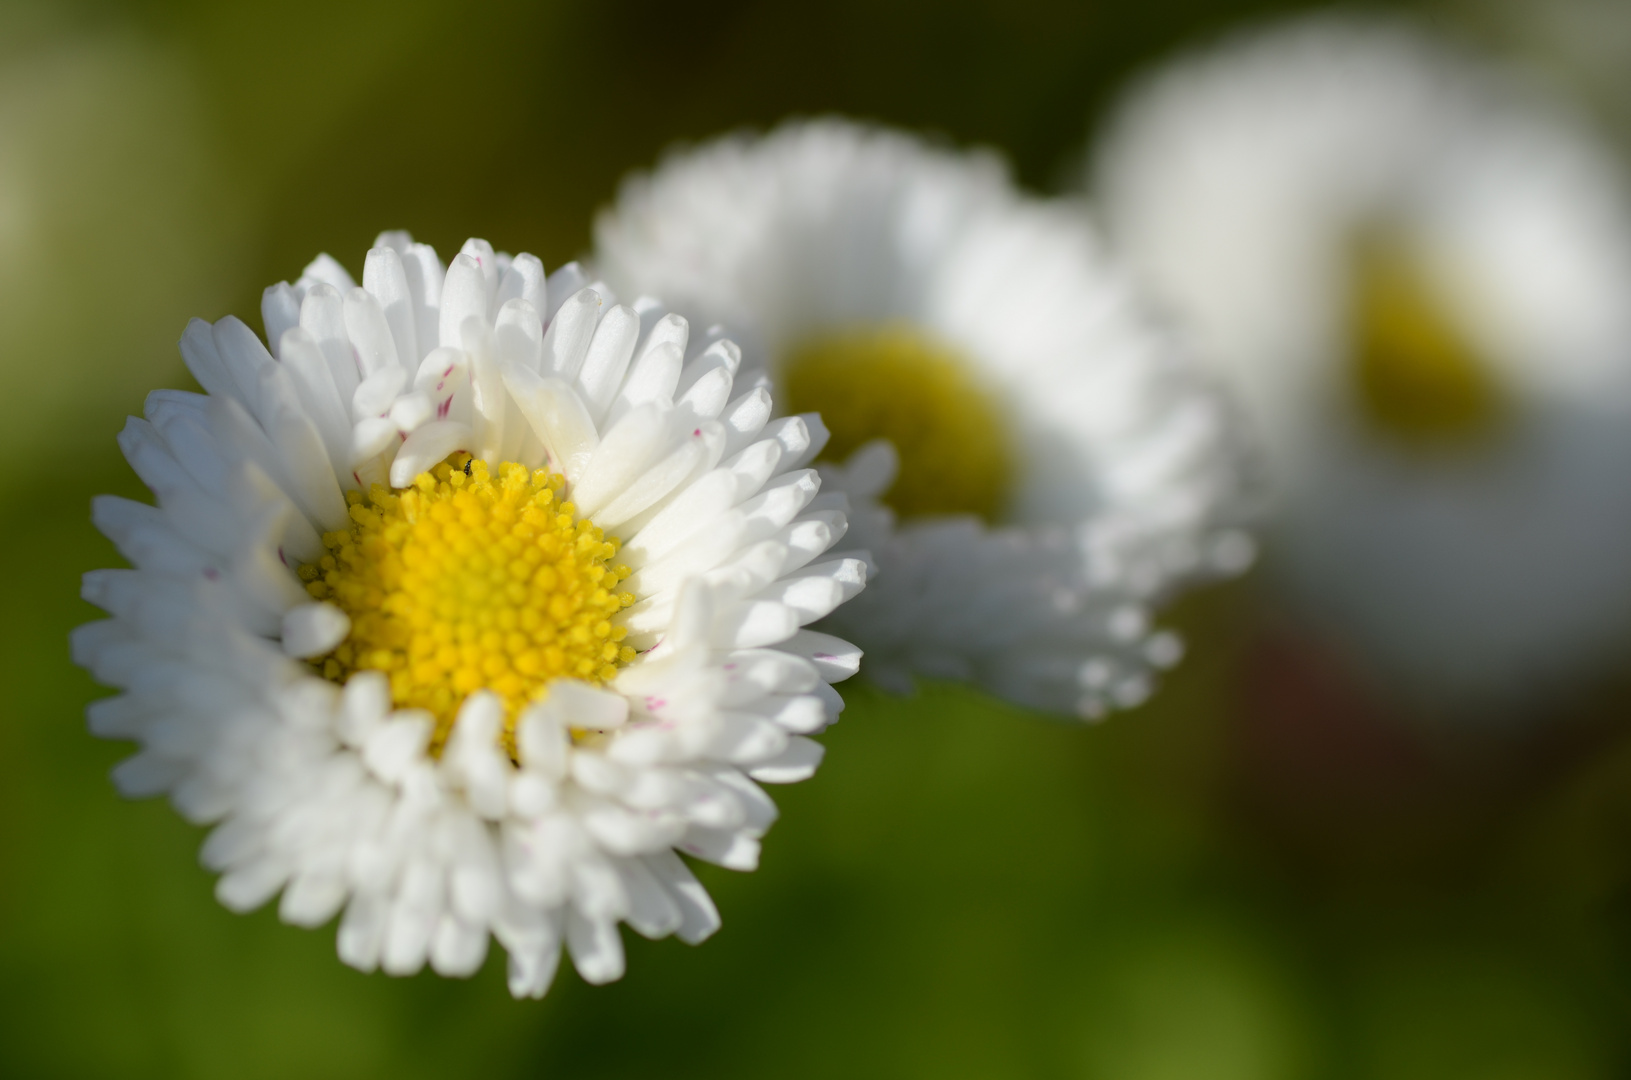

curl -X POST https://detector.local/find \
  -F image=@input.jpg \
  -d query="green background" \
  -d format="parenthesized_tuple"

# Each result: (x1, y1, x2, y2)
(3, 0, 1629, 1076)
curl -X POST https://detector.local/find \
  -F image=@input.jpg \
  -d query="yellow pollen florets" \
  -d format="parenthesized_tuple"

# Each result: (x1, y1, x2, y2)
(782, 323, 1016, 521)
(1349, 230, 1505, 446)
(299, 453, 636, 754)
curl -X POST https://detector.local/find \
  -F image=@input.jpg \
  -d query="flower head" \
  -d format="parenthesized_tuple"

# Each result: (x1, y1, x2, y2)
(595, 119, 1256, 718)
(74, 233, 865, 996)
(1094, 15, 1631, 706)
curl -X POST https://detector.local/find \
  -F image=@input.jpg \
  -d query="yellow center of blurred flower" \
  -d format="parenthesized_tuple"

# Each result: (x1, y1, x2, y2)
(300, 454, 636, 753)
(1349, 235, 1504, 445)
(782, 323, 1015, 520)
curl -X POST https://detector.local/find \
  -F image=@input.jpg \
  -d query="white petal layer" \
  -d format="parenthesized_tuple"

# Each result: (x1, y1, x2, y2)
(1094, 14, 1631, 707)
(80, 233, 862, 997)
(594, 119, 1257, 717)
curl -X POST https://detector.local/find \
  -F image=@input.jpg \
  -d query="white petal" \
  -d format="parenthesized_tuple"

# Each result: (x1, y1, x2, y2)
(571, 402, 671, 517)
(459, 238, 500, 307)
(363, 712, 433, 785)
(255, 363, 349, 530)
(298, 283, 362, 406)
(675, 364, 732, 424)
(678, 826, 759, 870)
(711, 600, 799, 649)
(280, 872, 349, 928)
(211, 316, 278, 424)
(746, 735, 826, 783)
(298, 252, 355, 292)
(543, 262, 589, 319)
(382, 860, 442, 976)
(443, 693, 510, 821)
(352, 365, 406, 422)
(719, 387, 773, 458)
(516, 702, 568, 779)
(575, 303, 640, 417)
(565, 910, 625, 985)
(619, 857, 683, 940)
(704, 714, 790, 764)
(338, 671, 391, 748)
(508, 772, 558, 819)
(643, 850, 720, 945)
(262, 283, 302, 360)
(607, 339, 683, 426)
(757, 416, 812, 475)
(546, 679, 629, 730)
(430, 914, 489, 977)
(439, 252, 488, 351)
(506, 937, 561, 999)
(779, 628, 864, 682)
(389, 420, 473, 487)
(460, 315, 506, 462)
(388, 391, 433, 433)
(542, 288, 602, 381)
(414, 346, 471, 425)
(501, 365, 599, 482)
(277, 327, 354, 481)
(752, 693, 830, 735)
(494, 298, 544, 371)
(342, 287, 402, 379)
(587, 434, 706, 532)
(351, 416, 398, 462)
(110, 750, 186, 798)
(281, 602, 350, 659)
(495, 251, 546, 313)
(338, 893, 388, 972)
(400, 242, 444, 363)
(216, 854, 290, 913)
(362, 245, 418, 372)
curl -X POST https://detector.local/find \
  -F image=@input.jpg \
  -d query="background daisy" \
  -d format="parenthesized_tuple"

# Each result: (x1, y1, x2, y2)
(1092, 13, 1631, 712)
(595, 118, 1258, 718)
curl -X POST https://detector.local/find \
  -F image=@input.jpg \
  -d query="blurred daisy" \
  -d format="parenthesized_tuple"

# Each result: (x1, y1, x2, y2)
(74, 232, 865, 997)
(595, 119, 1255, 718)
(1093, 14, 1631, 708)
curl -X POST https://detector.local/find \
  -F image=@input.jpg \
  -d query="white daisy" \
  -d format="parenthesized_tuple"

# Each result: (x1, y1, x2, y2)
(73, 232, 866, 997)
(1092, 14, 1631, 708)
(594, 119, 1256, 718)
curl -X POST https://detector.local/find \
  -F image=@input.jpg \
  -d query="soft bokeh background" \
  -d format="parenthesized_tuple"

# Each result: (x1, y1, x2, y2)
(5, 0, 1631, 1076)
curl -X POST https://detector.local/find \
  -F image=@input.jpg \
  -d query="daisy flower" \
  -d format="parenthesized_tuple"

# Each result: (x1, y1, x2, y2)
(594, 119, 1256, 718)
(1092, 14, 1631, 708)
(73, 232, 865, 997)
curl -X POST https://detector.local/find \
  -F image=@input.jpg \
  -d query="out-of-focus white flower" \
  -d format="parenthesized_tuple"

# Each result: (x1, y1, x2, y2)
(596, 119, 1255, 719)
(1093, 14, 1631, 708)
(74, 232, 864, 997)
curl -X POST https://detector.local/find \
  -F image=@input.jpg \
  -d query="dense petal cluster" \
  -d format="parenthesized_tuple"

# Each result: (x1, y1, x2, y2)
(1093, 15, 1631, 706)
(814, 442, 1185, 717)
(596, 119, 1256, 718)
(75, 233, 865, 996)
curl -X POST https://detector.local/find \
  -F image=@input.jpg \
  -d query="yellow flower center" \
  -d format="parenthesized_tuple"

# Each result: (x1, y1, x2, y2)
(782, 323, 1015, 520)
(1348, 233, 1505, 446)
(299, 454, 636, 754)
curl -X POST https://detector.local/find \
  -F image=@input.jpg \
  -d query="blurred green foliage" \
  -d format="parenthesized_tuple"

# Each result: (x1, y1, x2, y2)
(3, 0, 1629, 1076)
